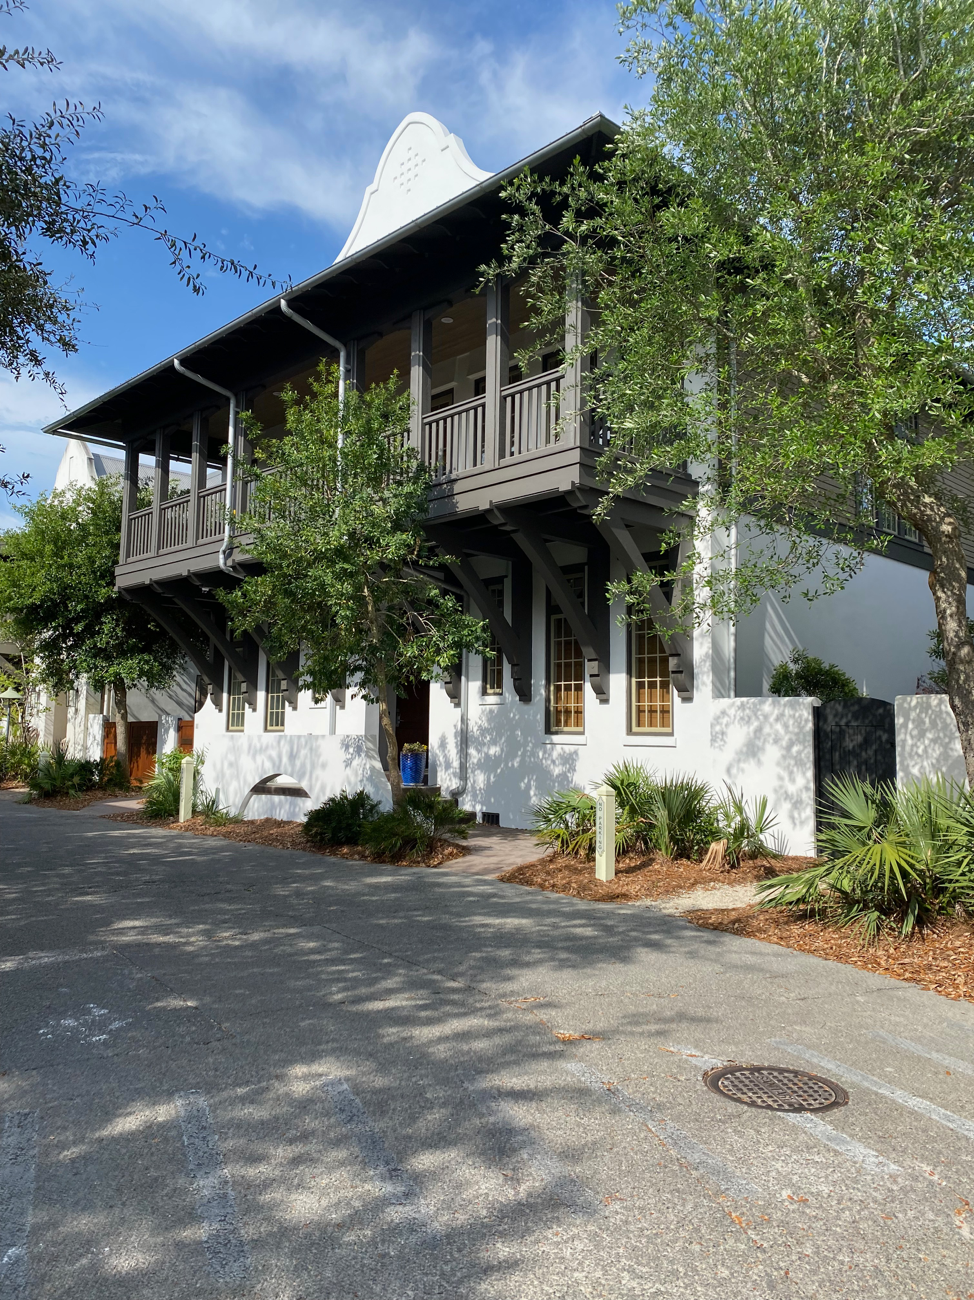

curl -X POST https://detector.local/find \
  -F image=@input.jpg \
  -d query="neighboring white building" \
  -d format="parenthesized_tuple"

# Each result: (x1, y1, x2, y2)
(50, 440, 198, 773)
(43, 113, 970, 845)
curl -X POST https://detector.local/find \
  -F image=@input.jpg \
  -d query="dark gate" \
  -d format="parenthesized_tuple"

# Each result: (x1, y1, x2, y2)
(813, 699, 896, 831)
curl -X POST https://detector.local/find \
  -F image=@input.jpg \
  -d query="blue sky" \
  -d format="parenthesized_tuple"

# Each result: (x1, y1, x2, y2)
(1, 0, 639, 524)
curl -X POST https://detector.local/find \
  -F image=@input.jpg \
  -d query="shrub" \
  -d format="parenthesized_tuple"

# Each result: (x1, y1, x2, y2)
(304, 789, 381, 846)
(532, 763, 725, 861)
(643, 773, 719, 859)
(28, 742, 94, 798)
(361, 790, 469, 861)
(0, 736, 39, 783)
(755, 775, 974, 938)
(141, 748, 205, 820)
(768, 647, 860, 701)
(714, 785, 781, 866)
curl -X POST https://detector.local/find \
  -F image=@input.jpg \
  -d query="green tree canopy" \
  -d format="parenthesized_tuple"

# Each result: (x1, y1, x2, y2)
(0, 476, 182, 774)
(768, 647, 861, 702)
(221, 365, 488, 802)
(498, 0, 974, 779)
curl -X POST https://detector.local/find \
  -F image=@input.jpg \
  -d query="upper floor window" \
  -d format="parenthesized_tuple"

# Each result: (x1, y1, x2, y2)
(547, 569, 585, 734)
(855, 473, 919, 543)
(430, 387, 455, 412)
(227, 673, 246, 732)
(629, 618, 672, 734)
(265, 664, 287, 731)
(481, 580, 505, 696)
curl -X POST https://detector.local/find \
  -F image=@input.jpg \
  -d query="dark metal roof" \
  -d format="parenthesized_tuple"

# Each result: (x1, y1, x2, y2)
(46, 114, 619, 445)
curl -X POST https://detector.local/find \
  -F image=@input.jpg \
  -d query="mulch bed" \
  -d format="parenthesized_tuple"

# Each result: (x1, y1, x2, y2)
(21, 788, 133, 811)
(497, 851, 811, 903)
(100, 812, 468, 869)
(685, 905, 974, 1003)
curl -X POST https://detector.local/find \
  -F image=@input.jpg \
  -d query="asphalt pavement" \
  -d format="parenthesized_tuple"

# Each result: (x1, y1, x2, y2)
(2, 796, 973, 1299)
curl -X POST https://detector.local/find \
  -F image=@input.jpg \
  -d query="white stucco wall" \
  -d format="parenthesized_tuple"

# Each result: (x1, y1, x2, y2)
(736, 545, 968, 703)
(709, 697, 817, 855)
(895, 694, 966, 786)
(192, 658, 389, 819)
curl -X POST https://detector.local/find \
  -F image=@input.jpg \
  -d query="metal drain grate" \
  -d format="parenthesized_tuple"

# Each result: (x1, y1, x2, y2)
(704, 1065, 849, 1113)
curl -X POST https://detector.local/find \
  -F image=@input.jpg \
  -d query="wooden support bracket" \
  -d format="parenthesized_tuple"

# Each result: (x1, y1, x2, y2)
(164, 585, 260, 708)
(592, 507, 694, 700)
(426, 524, 531, 702)
(127, 589, 224, 712)
(490, 505, 609, 702)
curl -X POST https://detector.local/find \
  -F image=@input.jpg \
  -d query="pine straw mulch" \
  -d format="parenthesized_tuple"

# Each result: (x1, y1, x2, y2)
(684, 904, 974, 1004)
(99, 812, 468, 869)
(497, 851, 813, 903)
(21, 788, 135, 811)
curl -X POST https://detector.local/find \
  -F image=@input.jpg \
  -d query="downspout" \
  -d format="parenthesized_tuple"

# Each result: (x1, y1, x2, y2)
(173, 358, 239, 575)
(279, 299, 346, 437)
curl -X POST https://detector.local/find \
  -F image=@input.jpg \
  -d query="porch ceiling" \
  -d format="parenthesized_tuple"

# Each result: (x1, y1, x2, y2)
(45, 115, 619, 446)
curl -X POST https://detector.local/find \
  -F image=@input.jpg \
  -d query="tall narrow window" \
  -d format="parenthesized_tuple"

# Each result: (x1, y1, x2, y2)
(548, 570, 585, 733)
(481, 580, 505, 695)
(265, 663, 286, 731)
(629, 618, 672, 733)
(227, 673, 246, 732)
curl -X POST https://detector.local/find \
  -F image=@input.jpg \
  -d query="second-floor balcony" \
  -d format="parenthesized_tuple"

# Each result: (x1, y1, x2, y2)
(421, 368, 562, 478)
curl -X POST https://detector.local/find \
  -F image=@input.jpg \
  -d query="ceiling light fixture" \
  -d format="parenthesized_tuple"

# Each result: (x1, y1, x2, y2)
(440, 316, 453, 324)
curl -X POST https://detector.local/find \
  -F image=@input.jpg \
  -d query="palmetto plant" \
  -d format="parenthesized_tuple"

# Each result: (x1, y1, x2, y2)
(714, 785, 781, 866)
(755, 775, 974, 938)
(532, 764, 726, 861)
(532, 787, 642, 857)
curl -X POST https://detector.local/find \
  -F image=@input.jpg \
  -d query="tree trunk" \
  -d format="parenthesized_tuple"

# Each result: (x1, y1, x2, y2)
(889, 485, 974, 786)
(376, 677, 403, 804)
(114, 678, 130, 783)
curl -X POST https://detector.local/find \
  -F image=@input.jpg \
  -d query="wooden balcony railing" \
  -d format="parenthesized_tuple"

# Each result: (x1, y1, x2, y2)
(198, 483, 226, 540)
(421, 395, 487, 478)
(501, 369, 562, 461)
(159, 495, 191, 551)
(127, 507, 153, 559)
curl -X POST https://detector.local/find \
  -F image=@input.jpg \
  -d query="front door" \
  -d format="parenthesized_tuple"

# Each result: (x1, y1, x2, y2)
(395, 681, 430, 773)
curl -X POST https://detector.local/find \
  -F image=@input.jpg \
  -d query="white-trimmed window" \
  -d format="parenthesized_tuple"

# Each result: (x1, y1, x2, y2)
(481, 580, 504, 695)
(227, 673, 246, 732)
(629, 618, 673, 733)
(547, 570, 585, 734)
(265, 664, 286, 731)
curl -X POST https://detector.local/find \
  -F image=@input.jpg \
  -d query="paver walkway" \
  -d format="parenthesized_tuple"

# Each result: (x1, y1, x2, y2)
(3, 799, 974, 1299)
(442, 823, 539, 877)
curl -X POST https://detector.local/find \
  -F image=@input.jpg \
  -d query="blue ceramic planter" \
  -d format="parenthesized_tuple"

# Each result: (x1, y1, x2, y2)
(400, 751, 426, 786)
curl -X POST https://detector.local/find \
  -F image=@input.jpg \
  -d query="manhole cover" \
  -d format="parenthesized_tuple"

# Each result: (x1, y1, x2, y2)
(704, 1065, 849, 1113)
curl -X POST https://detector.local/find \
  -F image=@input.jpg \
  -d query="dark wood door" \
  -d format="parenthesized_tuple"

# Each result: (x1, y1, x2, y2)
(814, 699, 896, 833)
(177, 719, 195, 753)
(395, 681, 430, 753)
(102, 719, 158, 783)
(128, 721, 159, 785)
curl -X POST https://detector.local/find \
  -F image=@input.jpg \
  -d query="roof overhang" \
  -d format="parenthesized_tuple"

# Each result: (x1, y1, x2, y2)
(45, 114, 619, 445)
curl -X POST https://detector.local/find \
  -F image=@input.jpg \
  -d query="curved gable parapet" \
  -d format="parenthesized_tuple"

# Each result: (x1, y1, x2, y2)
(335, 112, 493, 263)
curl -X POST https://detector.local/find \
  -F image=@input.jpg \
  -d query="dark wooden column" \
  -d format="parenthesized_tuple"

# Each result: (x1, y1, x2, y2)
(119, 441, 140, 563)
(189, 411, 204, 544)
(348, 340, 368, 393)
(483, 280, 509, 469)
(562, 291, 591, 447)
(409, 310, 432, 451)
(150, 429, 170, 556)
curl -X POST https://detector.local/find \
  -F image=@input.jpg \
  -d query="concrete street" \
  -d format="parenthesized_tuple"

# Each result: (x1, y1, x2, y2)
(2, 797, 973, 1299)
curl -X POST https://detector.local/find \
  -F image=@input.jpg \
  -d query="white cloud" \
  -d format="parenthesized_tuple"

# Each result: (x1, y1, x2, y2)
(0, 371, 104, 511)
(6, 0, 632, 229)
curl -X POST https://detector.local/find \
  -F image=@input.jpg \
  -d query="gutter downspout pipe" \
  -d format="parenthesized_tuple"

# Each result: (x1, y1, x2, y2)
(173, 358, 239, 575)
(279, 299, 347, 439)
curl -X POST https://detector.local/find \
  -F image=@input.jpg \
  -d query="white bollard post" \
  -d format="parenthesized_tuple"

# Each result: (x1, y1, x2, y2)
(178, 755, 195, 823)
(595, 782, 616, 882)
